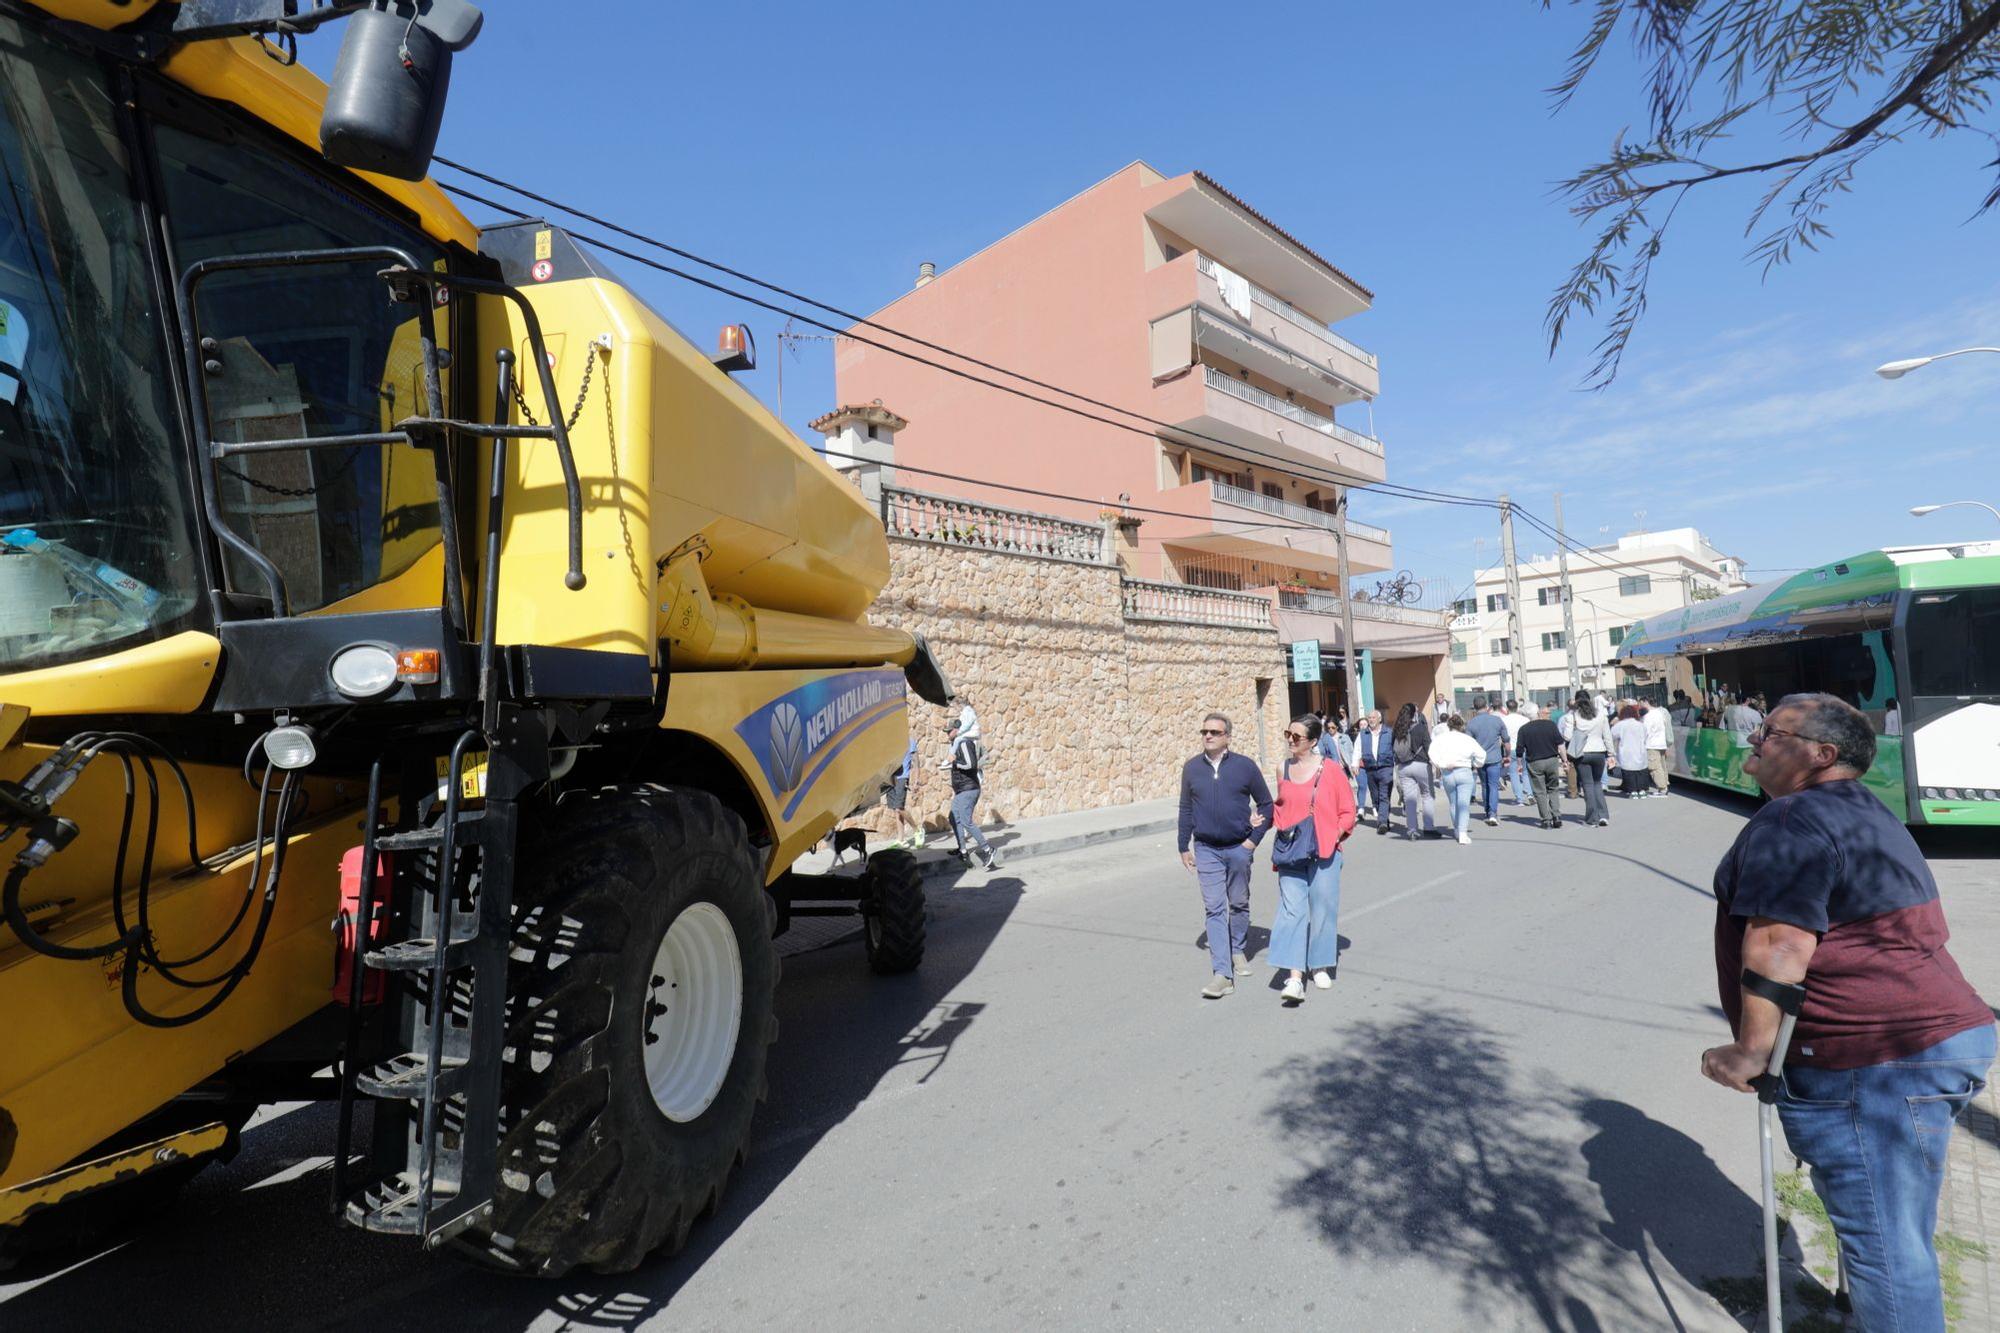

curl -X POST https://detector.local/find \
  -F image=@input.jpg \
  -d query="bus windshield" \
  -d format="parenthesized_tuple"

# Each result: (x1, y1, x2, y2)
(1906, 587, 2000, 697)
(0, 19, 201, 671)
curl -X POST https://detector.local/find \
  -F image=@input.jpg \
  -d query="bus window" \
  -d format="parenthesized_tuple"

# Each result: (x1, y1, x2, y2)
(1906, 589, 2000, 698)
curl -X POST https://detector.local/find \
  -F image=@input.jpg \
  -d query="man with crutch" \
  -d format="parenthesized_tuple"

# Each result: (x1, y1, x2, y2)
(1702, 694, 1994, 1332)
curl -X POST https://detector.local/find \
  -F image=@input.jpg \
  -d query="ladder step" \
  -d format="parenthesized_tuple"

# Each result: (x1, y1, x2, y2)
(372, 817, 484, 853)
(364, 929, 478, 973)
(344, 1171, 457, 1235)
(355, 1050, 468, 1101)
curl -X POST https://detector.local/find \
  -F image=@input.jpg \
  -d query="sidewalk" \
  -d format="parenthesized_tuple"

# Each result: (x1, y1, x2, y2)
(778, 798, 1176, 955)
(793, 797, 1177, 881)
(1939, 1080, 2000, 1329)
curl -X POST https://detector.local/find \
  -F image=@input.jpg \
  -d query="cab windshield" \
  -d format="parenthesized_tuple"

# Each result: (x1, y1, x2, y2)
(0, 19, 200, 671)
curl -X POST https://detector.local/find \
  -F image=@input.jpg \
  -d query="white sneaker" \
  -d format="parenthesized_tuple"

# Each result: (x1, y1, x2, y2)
(1280, 975, 1306, 1003)
(1232, 952, 1254, 977)
(911, 830, 927, 847)
(1312, 969, 1333, 990)
(1457, 833, 1471, 845)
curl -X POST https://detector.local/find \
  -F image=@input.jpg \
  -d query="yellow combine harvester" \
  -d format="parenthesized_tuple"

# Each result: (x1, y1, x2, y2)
(0, 0, 946, 1275)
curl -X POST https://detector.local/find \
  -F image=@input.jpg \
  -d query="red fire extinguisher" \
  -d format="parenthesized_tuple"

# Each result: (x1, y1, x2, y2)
(333, 845, 392, 1004)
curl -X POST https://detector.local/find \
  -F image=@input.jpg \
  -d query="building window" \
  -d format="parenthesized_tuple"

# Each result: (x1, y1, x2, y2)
(1451, 642, 1468, 662)
(866, 424, 879, 441)
(1608, 626, 1625, 646)
(1536, 586, 1568, 606)
(1490, 637, 1510, 656)
(1451, 598, 1476, 617)
(1541, 631, 1568, 651)
(1619, 574, 1652, 596)
(1262, 482, 1284, 501)
(1486, 593, 1508, 612)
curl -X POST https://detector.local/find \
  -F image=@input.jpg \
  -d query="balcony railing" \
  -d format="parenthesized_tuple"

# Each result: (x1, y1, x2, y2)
(881, 486, 1107, 565)
(1196, 254, 1377, 368)
(1211, 482, 1390, 543)
(1202, 366, 1384, 457)
(1122, 578, 1273, 628)
(1280, 589, 1452, 627)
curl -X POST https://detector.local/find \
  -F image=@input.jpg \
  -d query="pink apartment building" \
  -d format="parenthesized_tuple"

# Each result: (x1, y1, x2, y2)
(833, 160, 1450, 713)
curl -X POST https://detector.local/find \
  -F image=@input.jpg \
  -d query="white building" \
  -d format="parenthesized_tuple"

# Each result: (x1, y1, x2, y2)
(1448, 527, 1747, 709)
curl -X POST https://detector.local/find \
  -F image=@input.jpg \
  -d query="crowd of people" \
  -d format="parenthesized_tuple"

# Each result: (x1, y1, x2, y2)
(1314, 691, 1680, 843)
(1173, 690, 1991, 1331)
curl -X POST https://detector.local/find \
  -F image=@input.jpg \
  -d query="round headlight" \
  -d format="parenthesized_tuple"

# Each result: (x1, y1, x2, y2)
(263, 725, 318, 771)
(330, 644, 398, 699)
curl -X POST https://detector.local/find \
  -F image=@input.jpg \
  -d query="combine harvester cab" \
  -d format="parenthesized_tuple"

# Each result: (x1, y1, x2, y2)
(1, 0, 947, 1277)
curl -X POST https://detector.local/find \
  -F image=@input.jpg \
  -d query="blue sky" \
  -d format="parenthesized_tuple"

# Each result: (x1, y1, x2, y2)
(311, 2, 2000, 601)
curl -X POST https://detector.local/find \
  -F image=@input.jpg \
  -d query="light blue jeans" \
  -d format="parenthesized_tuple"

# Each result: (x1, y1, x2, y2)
(1780, 1023, 1996, 1332)
(949, 787, 992, 857)
(1439, 768, 1476, 838)
(1269, 850, 1342, 972)
(1507, 755, 1531, 805)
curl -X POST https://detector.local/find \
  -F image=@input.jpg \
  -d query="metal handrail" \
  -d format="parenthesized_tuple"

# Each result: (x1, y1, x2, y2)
(1201, 366, 1384, 457)
(1195, 254, 1377, 367)
(1211, 484, 1393, 544)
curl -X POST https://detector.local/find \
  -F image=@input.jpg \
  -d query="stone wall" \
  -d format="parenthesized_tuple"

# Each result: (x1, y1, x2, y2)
(865, 537, 1288, 832)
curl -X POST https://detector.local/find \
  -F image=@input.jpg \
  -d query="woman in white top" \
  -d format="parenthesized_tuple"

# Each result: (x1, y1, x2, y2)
(1427, 713, 1488, 844)
(1561, 692, 1613, 826)
(1609, 704, 1652, 798)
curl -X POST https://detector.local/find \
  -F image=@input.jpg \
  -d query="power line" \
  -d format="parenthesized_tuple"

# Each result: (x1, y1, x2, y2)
(432, 170, 1505, 518)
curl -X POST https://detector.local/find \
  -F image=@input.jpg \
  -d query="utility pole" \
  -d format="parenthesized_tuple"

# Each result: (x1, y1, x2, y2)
(1333, 488, 1363, 720)
(1554, 491, 1581, 704)
(1497, 494, 1530, 706)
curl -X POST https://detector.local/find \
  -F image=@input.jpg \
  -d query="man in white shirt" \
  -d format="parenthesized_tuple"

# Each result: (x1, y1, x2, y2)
(1642, 697, 1674, 797)
(1722, 696, 1762, 739)
(1500, 699, 1531, 809)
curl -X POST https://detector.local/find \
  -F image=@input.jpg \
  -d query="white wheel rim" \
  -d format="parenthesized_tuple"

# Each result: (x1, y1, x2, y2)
(643, 902, 744, 1122)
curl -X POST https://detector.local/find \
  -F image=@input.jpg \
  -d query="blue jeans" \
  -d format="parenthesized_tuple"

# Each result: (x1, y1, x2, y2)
(1193, 842, 1251, 977)
(1780, 1023, 1997, 1333)
(1270, 850, 1341, 972)
(1507, 755, 1530, 805)
(950, 787, 992, 857)
(1439, 768, 1475, 838)
(1476, 761, 1502, 817)
(1362, 765, 1394, 827)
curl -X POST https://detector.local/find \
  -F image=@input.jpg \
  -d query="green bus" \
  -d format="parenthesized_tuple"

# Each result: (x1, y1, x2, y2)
(1612, 543, 2000, 826)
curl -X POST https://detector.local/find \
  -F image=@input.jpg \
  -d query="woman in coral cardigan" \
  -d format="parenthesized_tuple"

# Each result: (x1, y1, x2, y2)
(1269, 713, 1359, 1004)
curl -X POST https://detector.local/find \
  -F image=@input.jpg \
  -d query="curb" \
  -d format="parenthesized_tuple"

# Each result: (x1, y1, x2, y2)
(904, 814, 1179, 881)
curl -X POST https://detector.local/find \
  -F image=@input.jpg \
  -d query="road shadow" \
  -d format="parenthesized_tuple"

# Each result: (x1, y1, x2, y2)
(1575, 1097, 1777, 1333)
(0, 869, 1025, 1331)
(1194, 923, 1272, 964)
(1264, 1006, 1654, 1330)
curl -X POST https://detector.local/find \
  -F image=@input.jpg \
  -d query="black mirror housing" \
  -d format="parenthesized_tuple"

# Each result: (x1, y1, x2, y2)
(320, 9, 453, 181)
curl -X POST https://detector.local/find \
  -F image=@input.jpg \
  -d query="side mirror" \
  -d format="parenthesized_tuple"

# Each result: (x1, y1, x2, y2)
(320, 3, 483, 181)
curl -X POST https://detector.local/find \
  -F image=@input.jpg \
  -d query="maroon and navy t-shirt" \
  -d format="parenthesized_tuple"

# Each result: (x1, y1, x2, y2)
(1713, 778, 1990, 1070)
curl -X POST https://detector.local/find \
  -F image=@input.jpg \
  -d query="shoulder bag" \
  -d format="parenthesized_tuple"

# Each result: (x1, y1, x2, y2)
(1271, 759, 1324, 870)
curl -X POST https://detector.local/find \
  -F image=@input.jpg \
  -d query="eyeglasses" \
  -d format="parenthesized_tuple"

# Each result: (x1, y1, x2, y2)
(1285, 730, 1310, 742)
(1749, 725, 1814, 746)
(1200, 728, 1227, 737)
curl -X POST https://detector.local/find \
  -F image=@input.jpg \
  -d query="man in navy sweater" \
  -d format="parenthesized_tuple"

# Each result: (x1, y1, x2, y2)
(1178, 712, 1274, 999)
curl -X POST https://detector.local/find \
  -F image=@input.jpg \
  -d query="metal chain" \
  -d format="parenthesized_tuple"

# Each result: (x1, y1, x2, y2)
(217, 444, 363, 499)
(511, 346, 595, 431)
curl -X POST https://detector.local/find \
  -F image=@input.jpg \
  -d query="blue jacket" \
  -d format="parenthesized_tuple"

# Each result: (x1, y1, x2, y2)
(1177, 751, 1274, 852)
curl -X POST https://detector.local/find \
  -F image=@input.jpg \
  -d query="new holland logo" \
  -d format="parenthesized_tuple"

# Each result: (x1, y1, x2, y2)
(769, 701, 806, 794)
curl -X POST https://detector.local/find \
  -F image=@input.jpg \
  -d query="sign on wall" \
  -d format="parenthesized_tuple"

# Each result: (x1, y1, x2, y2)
(1290, 640, 1321, 683)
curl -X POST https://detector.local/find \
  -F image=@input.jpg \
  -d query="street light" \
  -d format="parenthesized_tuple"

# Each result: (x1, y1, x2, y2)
(1874, 347, 2000, 379)
(1911, 500, 2000, 525)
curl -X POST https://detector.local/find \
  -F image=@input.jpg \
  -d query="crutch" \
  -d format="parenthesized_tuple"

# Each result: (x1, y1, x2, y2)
(1743, 967, 1808, 1333)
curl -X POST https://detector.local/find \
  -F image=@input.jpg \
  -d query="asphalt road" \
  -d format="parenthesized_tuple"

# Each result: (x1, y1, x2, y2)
(4, 784, 1994, 1331)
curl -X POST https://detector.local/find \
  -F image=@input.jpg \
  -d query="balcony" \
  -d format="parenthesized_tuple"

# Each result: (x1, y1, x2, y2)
(1192, 255, 1378, 402)
(1148, 479, 1391, 575)
(1150, 364, 1386, 483)
(1272, 591, 1453, 660)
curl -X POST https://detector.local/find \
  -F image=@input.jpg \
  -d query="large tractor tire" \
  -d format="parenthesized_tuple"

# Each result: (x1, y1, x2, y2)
(455, 787, 778, 1277)
(862, 849, 926, 975)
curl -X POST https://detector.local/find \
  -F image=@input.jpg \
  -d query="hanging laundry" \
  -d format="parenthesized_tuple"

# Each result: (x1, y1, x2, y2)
(1210, 263, 1253, 321)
